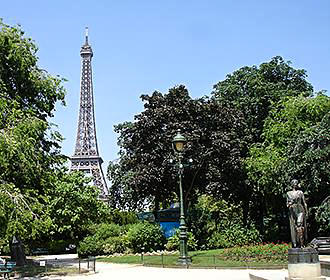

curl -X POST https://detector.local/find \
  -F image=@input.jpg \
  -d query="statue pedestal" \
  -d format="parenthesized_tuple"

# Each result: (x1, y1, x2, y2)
(286, 248, 325, 280)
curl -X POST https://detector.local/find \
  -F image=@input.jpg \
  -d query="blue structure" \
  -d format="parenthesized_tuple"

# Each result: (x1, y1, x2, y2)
(137, 207, 180, 238)
(157, 208, 180, 238)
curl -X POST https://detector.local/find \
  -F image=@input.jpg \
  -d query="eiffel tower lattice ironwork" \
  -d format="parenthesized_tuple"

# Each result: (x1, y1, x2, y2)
(70, 27, 108, 199)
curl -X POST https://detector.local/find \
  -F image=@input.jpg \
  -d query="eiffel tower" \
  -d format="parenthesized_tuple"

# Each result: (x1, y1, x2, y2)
(70, 28, 108, 199)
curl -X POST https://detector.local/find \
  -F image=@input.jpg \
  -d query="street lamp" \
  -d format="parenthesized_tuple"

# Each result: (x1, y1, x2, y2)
(172, 129, 191, 265)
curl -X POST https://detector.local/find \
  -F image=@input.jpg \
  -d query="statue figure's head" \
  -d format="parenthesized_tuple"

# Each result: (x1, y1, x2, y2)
(291, 179, 299, 188)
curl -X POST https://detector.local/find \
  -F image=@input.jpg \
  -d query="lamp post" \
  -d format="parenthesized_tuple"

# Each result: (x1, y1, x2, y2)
(172, 129, 191, 265)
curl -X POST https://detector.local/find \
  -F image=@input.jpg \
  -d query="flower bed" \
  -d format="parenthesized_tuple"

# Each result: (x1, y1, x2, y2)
(222, 242, 289, 262)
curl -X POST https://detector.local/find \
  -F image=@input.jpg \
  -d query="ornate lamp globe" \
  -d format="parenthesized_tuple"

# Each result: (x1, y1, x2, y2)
(172, 129, 186, 153)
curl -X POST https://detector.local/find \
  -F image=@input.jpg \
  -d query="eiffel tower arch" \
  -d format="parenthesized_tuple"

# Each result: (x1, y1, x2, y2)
(70, 28, 108, 199)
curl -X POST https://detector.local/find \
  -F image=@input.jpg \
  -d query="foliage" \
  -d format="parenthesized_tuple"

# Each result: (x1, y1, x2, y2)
(79, 221, 167, 256)
(78, 235, 103, 257)
(0, 19, 65, 120)
(78, 223, 125, 257)
(207, 224, 261, 249)
(108, 85, 247, 210)
(109, 210, 139, 225)
(212, 56, 313, 143)
(47, 240, 70, 254)
(103, 236, 127, 255)
(315, 196, 330, 235)
(165, 229, 198, 251)
(0, 20, 66, 245)
(87, 223, 123, 239)
(212, 57, 317, 237)
(245, 94, 330, 238)
(125, 222, 166, 253)
(187, 194, 244, 249)
(280, 109, 329, 204)
(46, 171, 110, 241)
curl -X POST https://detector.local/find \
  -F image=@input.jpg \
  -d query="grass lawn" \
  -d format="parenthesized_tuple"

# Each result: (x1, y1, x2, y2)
(98, 248, 287, 269)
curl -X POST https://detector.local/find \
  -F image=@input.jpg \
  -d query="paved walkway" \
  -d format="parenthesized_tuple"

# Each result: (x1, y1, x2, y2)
(17, 254, 330, 280)
(48, 262, 286, 280)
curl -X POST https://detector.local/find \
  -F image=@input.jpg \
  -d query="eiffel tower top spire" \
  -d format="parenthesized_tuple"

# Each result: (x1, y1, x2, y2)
(70, 28, 108, 199)
(80, 27, 93, 58)
(85, 27, 89, 45)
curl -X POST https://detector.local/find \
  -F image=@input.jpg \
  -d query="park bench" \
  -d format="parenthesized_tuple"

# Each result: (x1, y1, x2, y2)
(0, 261, 16, 279)
(31, 247, 49, 255)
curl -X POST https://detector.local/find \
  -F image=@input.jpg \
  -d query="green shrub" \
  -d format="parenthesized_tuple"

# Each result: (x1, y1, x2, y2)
(103, 236, 127, 255)
(78, 223, 127, 257)
(78, 235, 104, 257)
(207, 224, 261, 249)
(165, 230, 198, 251)
(96, 223, 122, 239)
(87, 223, 122, 238)
(126, 222, 166, 253)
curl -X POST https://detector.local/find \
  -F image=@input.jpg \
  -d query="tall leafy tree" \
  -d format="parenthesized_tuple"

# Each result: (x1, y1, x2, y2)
(0, 20, 66, 256)
(212, 56, 313, 143)
(245, 94, 330, 238)
(0, 20, 65, 120)
(108, 85, 247, 210)
(212, 57, 316, 236)
(46, 170, 110, 242)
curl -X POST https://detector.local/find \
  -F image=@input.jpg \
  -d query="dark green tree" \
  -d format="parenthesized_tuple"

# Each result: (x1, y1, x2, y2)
(108, 85, 247, 211)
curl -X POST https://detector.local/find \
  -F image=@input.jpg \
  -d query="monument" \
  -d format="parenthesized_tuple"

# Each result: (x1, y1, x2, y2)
(286, 179, 325, 280)
(70, 28, 108, 200)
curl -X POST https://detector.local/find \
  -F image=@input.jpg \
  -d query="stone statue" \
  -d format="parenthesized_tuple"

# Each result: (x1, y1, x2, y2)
(286, 179, 308, 248)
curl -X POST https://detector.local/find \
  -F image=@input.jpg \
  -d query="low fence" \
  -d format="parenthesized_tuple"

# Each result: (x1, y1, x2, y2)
(141, 253, 288, 269)
(14, 257, 97, 278)
(36, 257, 96, 273)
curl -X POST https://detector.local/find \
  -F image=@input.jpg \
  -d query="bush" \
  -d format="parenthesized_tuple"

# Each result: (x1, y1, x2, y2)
(165, 230, 198, 251)
(94, 223, 122, 239)
(78, 223, 125, 257)
(78, 235, 103, 257)
(207, 224, 261, 249)
(126, 222, 166, 253)
(103, 236, 127, 255)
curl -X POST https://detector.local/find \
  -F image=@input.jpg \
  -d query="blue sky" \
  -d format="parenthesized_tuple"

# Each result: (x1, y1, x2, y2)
(2, 1, 330, 174)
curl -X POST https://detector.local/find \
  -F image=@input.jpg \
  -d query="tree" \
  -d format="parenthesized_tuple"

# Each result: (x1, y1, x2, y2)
(46, 170, 110, 242)
(282, 110, 330, 235)
(0, 20, 65, 120)
(108, 85, 247, 211)
(212, 57, 318, 237)
(245, 94, 330, 239)
(0, 20, 66, 258)
(212, 56, 313, 143)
